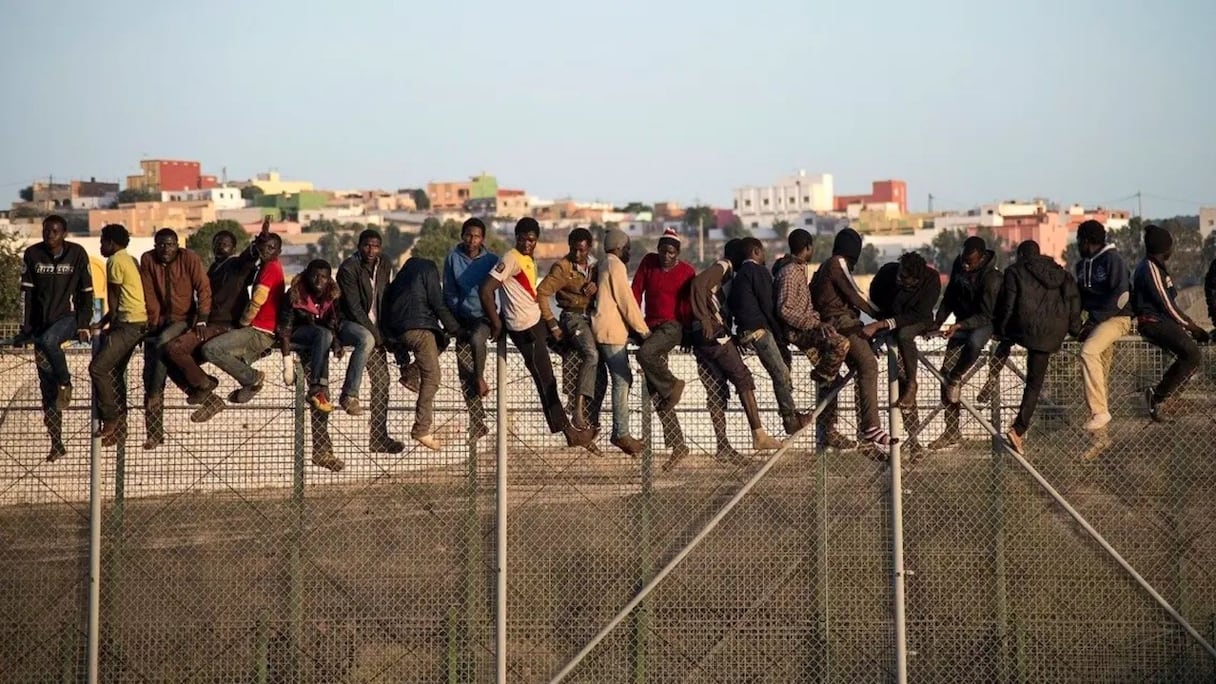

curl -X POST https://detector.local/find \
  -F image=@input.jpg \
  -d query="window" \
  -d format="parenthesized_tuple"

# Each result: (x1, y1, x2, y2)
(733, 200, 738, 209)
(745, 199, 752, 207)
(763, 198, 769, 206)
(751, 222, 759, 228)
(804, 217, 814, 225)
(803, 195, 810, 203)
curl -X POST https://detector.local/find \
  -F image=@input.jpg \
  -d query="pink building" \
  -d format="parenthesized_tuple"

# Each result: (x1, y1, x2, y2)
(993, 212, 1068, 265)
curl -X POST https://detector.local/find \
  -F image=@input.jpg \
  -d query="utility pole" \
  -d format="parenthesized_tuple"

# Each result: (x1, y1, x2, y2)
(1136, 190, 1142, 218)
(694, 196, 704, 264)
(928, 193, 934, 213)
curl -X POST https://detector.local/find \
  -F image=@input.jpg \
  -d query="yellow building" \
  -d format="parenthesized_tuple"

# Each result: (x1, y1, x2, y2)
(249, 171, 315, 196)
(88, 201, 217, 237)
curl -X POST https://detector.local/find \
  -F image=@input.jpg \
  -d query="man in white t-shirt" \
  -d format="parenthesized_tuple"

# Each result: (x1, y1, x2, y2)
(480, 218, 593, 448)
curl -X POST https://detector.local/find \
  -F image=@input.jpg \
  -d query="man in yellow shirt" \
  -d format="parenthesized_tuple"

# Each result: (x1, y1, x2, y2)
(88, 224, 149, 444)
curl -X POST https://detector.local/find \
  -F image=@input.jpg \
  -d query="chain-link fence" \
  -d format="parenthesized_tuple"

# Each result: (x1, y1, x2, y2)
(0, 332, 1213, 682)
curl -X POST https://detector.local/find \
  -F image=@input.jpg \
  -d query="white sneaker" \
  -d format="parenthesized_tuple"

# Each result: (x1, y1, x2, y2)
(1083, 412, 1111, 432)
(414, 434, 442, 451)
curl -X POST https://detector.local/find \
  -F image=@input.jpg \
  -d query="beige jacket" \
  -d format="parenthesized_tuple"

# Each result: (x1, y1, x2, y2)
(592, 253, 650, 344)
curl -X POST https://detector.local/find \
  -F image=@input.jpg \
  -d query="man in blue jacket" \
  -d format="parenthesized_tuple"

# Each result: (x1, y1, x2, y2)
(443, 218, 499, 441)
(1133, 225, 1210, 422)
(1074, 220, 1132, 431)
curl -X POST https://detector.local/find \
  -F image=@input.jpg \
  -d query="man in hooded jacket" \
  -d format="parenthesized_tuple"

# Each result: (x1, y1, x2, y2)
(995, 241, 1081, 455)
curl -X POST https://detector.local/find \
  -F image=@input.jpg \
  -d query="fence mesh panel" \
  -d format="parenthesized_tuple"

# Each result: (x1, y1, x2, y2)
(0, 332, 1213, 682)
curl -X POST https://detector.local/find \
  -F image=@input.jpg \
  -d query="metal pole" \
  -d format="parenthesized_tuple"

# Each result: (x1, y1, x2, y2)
(989, 361, 1011, 683)
(495, 336, 508, 684)
(916, 352, 1216, 661)
(886, 346, 908, 684)
(88, 401, 102, 683)
(548, 371, 857, 684)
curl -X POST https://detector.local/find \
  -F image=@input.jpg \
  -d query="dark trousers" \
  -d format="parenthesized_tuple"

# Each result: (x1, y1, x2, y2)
(820, 333, 881, 435)
(559, 312, 607, 425)
(940, 326, 994, 437)
(509, 322, 570, 434)
(143, 321, 189, 440)
(33, 315, 79, 443)
(89, 322, 147, 422)
(893, 322, 935, 386)
(456, 318, 491, 430)
(1139, 318, 1201, 401)
(1013, 349, 1051, 435)
(165, 324, 232, 390)
(635, 321, 683, 400)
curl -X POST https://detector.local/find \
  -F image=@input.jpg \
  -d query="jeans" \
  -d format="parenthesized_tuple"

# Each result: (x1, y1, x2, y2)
(338, 320, 376, 398)
(943, 326, 993, 383)
(820, 332, 882, 434)
(143, 321, 189, 397)
(599, 343, 633, 440)
(509, 322, 570, 434)
(1139, 317, 1201, 401)
(165, 324, 231, 390)
(33, 314, 78, 389)
(202, 327, 275, 388)
(892, 322, 935, 385)
(291, 325, 333, 389)
(741, 329, 795, 419)
(456, 318, 491, 430)
(1078, 316, 1132, 417)
(636, 321, 683, 400)
(560, 312, 599, 399)
(402, 329, 441, 437)
(1013, 349, 1051, 435)
(89, 322, 147, 422)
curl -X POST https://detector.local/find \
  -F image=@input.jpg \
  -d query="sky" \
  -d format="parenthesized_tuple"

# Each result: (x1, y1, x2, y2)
(1, 0, 1213, 217)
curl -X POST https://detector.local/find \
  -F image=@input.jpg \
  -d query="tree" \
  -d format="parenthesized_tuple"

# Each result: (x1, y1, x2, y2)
(617, 202, 653, 214)
(117, 188, 159, 204)
(241, 185, 265, 201)
(411, 189, 430, 211)
(920, 227, 1011, 273)
(772, 220, 792, 240)
(684, 205, 718, 239)
(0, 230, 23, 323)
(721, 216, 750, 240)
(187, 220, 250, 267)
(856, 244, 881, 275)
(304, 218, 344, 234)
(409, 217, 508, 270)
(380, 222, 416, 268)
(1109, 216, 1205, 285)
(18, 186, 33, 202)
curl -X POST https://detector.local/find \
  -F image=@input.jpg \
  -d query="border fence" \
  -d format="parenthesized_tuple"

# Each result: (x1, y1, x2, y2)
(1, 334, 1214, 682)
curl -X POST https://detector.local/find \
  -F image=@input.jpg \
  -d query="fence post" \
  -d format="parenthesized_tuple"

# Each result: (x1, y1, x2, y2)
(290, 360, 306, 681)
(87, 356, 103, 684)
(815, 386, 830, 683)
(886, 345, 908, 684)
(457, 368, 484, 682)
(495, 336, 508, 684)
(632, 390, 653, 684)
(988, 359, 1011, 682)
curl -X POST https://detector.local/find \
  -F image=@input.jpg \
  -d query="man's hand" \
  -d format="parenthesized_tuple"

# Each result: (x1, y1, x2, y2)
(581, 281, 598, 298)
(861, 321, 886, 339)
(939, 324, 961, 339)
(281, 355, 295, 385)
(547, 320, 564, 343)
(1189, 324, 1210, 344)
(488, 319, 503, 343)
(261, 215, 272, 236)
(331, 340, 346, 359)
(76, 328, 92, 344)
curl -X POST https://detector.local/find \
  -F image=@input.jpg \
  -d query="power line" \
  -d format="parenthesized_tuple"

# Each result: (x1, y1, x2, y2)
(1140, 192, 1212, 207)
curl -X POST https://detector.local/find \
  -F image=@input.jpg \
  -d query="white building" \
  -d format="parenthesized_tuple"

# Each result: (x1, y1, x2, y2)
(1200, 206, 1216, 239)
(732, 170, 834, 232)
(161, 187, 246, 210)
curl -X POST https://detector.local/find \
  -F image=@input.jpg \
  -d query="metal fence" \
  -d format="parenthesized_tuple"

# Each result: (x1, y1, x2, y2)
(0, 333, 1213, 682)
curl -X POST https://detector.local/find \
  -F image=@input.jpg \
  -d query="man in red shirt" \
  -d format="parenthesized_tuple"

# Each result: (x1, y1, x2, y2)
(192, 234, 285, 421)
(632, 227, 695, 466)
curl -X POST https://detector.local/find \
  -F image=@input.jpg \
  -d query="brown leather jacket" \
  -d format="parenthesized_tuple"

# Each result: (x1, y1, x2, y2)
(140, 249, 211, 328)
(537, 255, 596, 322)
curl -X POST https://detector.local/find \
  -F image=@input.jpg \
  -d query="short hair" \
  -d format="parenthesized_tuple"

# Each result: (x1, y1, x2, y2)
(1077, 219, 1105, 245)
(897, 251, 927, 281)
(154, 228, 178, 242)
(306, 259, 332, 274)
(1017, 240, 1041, 260)
(262, 233, 282, 249)
(100, 224, 130, 248)
(740, 237, 763, 258)
(213, 230, 237, 245)
(962, 236, 987, 256)
(568, 228, 592, 247)
(358, 228, 382, 246)
(462, 218, 486, 236)
(723, 238, 743, 265)
(514, 217, 540, 237)
(787, 228, 813, 254)
(42, 214, 67, 231)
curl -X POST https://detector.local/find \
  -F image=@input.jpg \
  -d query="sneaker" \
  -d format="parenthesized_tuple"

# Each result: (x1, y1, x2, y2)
(928, 433, 962, 451)
(308, 390, 334, 414)
(713, 444, 749, 467)
(1144, 388, 1170, 423)
(1005, 429, 1025, 456)
(414, 433, 442, 451)
(229, 371, 265, 404)
(46, 442, 67, 462)
(369, 437, 405, 454)
(610, 435, 645, 456)
(896, 380, 918, 410)
(1081, 431, 1112, 461)
(190, 394, 226, 423)
(55, 384, 72, 411)
(661, 379, 686, 411)
(752, 429, 783, 451)
(823, 431, 857, 451)
(468, 422, 490, 443)
(311, 447, 345, 472)
(187, 377, 219, 405)
(662, 443, 691, 471)
(782, 412, 812, 436)
(96, 418, 120, 441)
(339, 394, 363, 416)
(862, 426, 898, 448)
(1083, 412, 1112, 432)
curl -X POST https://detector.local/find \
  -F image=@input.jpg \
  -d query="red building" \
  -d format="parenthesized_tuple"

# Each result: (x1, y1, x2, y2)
(126, 159, 218, 193)
(834, 179, 907, 214)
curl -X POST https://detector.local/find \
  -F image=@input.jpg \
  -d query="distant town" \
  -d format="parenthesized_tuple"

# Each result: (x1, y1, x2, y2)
(4, 159, 1214, 276)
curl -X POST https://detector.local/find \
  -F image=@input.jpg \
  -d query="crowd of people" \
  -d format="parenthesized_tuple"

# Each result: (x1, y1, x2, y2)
(15, 213, 1216, 469)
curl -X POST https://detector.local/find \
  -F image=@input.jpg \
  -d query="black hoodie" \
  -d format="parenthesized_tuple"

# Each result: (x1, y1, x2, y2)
(935, 250, 1003, 331)
(809, 229, 876, 335)
(869, 261, 941, 331)
(997, 255, 1081, 353)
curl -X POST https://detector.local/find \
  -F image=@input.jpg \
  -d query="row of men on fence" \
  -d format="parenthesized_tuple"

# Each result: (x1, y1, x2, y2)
(19, 213, 1216, 469)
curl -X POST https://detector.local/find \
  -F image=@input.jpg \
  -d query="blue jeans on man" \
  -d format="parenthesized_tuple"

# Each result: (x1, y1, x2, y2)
(598, 343, 634, 441)
(338, 320, 375, 400)
(202, 327, 275, 389)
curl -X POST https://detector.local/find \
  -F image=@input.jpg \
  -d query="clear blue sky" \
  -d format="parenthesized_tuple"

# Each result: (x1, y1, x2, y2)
(1, 0, 1212, 217)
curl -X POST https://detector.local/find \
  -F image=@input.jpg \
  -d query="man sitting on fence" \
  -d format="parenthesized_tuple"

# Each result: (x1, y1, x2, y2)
(926, 236, 1003, 451)
(863, 252, 941, 456)
(728, 237, 811, 437)
(480, 218, 593, 449)
(689, 244, 783, 467)
(19, 215, 94, 461)
(631, 227, 695, 465)
(591, 229, 650, 456)
(994, 241, 1082, 455)
(537, 227, 606, 432)
(1133, 225, 1210, 422)
(383, 256, 462, 451)
(89, 224, 148, 448)
(1205, 255, 1216, 339)
(443, 218, 499, 442)
(1073, 219, 1133, 433)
